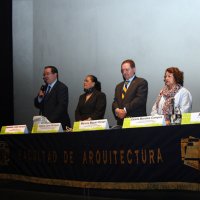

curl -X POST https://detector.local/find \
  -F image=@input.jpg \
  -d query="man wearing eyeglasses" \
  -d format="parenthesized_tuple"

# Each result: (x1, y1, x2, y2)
(34, 66, 71, 129)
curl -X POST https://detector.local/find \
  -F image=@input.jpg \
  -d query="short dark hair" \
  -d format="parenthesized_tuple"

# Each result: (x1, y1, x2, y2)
(44, 66, 58, 79)
(44, 66, 58, 74)
(164, 67, 184, 86)
(121, 59, 135, 68)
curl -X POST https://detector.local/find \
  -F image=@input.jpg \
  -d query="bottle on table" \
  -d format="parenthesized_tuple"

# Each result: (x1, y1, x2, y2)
(174, 106, 182, 125)
(170, 98, 182, 125)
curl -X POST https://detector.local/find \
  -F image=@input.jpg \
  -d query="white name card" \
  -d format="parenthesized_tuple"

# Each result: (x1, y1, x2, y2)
(1, 125, 29, 134)
(181, 112, 200, 125)
(122, 115, 166, 128)
(31, 123, 63, 133)
(73, 119, 109, 132)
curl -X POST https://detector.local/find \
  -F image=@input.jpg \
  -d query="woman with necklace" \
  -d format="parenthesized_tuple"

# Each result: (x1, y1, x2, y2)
(151, 67, 192, 122)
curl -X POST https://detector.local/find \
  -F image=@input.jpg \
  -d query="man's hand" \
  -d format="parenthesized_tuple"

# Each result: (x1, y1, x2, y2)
(115, 108, 127, 119)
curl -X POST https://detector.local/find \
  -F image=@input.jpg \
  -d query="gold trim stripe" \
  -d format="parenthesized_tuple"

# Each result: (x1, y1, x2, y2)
(0, 173, 200, 191)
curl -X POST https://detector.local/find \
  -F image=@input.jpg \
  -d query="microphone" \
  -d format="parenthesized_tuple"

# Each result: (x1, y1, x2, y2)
(39, 85, 46, 97)
(40, 85, 46, 92)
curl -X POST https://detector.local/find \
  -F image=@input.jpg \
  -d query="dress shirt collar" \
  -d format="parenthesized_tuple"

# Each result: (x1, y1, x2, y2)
(125, 75, 136, 87)
(48, 79, 57, 89)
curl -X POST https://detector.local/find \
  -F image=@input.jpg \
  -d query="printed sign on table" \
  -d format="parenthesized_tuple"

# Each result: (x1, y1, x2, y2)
(73, 119, 109, 132)
(123, 115, 166, 128)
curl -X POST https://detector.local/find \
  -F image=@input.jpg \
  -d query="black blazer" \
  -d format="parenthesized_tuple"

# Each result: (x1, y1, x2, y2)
(75, 89, 106, 121)
(112, 76, 148, 125)
(34, 80, 71, 129)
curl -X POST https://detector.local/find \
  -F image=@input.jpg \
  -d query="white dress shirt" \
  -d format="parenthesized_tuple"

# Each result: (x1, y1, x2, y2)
(38, 79, 57, 102)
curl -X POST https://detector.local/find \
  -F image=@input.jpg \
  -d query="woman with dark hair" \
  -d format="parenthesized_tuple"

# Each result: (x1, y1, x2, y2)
(75, 75, 106, 121)
(151, 67, 192, 119)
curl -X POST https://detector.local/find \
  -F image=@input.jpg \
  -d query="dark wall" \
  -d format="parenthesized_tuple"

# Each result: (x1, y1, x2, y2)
(0, 0, 14, 127)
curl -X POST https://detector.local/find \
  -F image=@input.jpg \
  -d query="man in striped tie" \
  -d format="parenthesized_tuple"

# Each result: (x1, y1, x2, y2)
(112, 59, 148, 126)
(121, 80, 129, 100)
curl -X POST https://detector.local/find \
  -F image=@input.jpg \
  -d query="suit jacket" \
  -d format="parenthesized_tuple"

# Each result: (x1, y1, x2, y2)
(34, 80, 71, 129)
(75, 89, 106, 121)
(112, 76, 148, 125)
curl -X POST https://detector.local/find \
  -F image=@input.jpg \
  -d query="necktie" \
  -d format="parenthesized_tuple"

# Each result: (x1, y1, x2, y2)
(122, 80, 129, 99)
(45, 85, 51, 96)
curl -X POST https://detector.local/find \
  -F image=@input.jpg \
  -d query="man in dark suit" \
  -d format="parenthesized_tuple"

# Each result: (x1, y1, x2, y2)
(34, 66, 71, 130)
(112, 59, 148, 126)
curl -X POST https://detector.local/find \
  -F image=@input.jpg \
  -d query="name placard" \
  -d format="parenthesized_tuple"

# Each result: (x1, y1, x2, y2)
(181, 112, 200, 125)
(31, 123, 63, 133)
(0, 125, 29, 134)
(73, 119, 109, 132)
(122, 115, 166, 128)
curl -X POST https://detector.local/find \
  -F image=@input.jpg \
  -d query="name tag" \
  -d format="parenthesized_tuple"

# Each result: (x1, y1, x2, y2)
(73, 119, 109, 132)
(122, 115, 166, 128)
(1, 125, 29, 134)
(181, 112, 200, 124)
(31, 123, 63, 133)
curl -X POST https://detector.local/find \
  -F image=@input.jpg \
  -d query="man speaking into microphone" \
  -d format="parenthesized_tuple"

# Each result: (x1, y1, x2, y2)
(34, 66, 71, 130)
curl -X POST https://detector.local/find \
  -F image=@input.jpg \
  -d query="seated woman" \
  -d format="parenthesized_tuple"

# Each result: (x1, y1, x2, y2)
(75, 75, 106, 121)
(151, 67, 192, 120)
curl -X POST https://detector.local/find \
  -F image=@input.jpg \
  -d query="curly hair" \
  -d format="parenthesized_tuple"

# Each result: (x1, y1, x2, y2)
(164, 67, 184, 86)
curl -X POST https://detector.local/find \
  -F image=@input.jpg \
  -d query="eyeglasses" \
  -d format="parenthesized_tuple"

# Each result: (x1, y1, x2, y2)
(43, 73, 54, 77)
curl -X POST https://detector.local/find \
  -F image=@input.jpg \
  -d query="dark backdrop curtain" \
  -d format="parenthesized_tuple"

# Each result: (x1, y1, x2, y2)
(0, 0, 14, 127)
